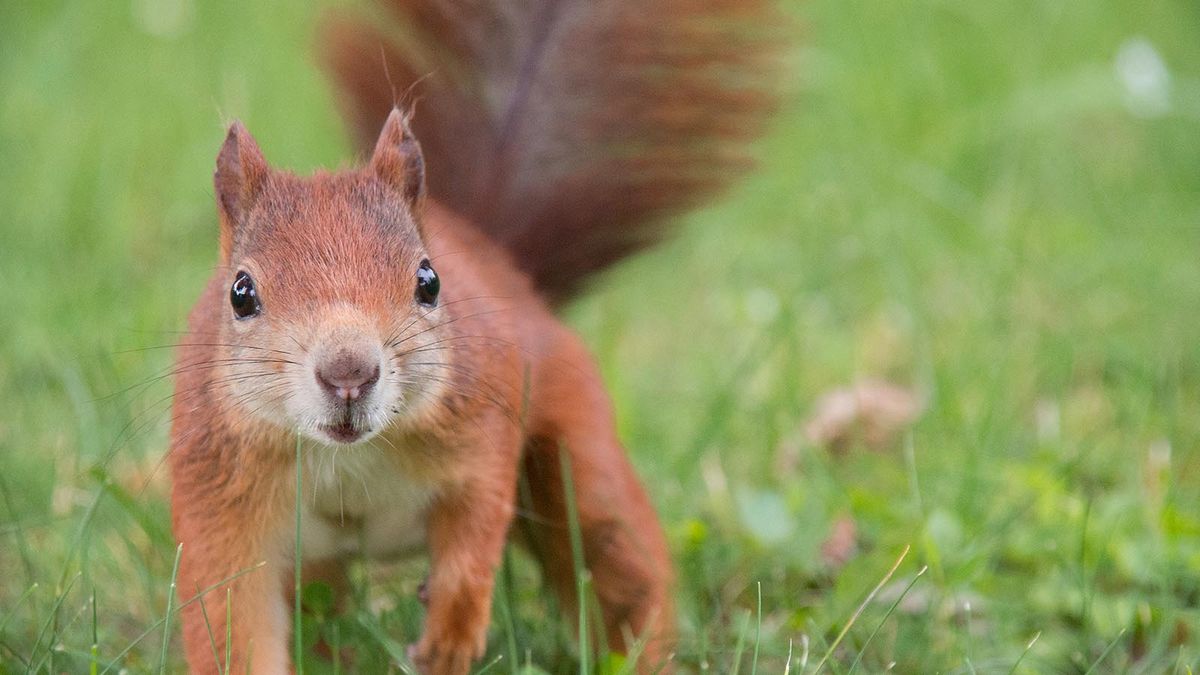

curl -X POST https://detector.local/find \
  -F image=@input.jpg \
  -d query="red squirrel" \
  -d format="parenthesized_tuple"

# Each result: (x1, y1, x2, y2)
(168, 1, 778, 672)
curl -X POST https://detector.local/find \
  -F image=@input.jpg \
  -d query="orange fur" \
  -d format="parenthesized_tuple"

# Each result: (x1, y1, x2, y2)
(170, 113, 674, 674)
(173, 1, 780, 669)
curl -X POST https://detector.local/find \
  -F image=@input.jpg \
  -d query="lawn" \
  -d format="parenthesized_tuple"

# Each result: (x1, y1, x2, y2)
(2, 0, 1200, 672)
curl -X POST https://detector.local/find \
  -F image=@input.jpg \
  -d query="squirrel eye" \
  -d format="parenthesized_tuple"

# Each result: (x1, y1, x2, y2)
(415, 259, 440, 307)
(230, 271, 261, 319)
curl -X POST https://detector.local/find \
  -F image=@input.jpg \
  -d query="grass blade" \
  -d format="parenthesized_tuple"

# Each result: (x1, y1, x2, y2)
(475, 654, 504, 674)
(0, 582, 38, 636)
(1083, 629, 1126, 675)
(847, 565, 927, 674)
(752, 581, 762, 675)
(1006, 632, 1041, 675)
(198, 591, 221, 671)
(814, 544, 910, 673)
(224, 588, 232, 675)
(90, 588, 99, 675)
(159, 542, 183, 673)
(355, 614, 416, 673)
(294, 432, 305, 674)
(0, 474, 37, 584)
(100, 562, 266, 674)
(496, 546, 521, 672)
(559, 447, 589, 674)
(730, 609, 751, 675)
(27, 571, 80, 673)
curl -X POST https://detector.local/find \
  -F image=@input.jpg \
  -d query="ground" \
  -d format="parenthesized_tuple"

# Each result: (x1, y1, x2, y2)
(1, 0, 1200, 672)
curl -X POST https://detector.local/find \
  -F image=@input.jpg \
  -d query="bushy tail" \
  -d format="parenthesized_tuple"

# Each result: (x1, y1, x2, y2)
(321, 0, 782, 303)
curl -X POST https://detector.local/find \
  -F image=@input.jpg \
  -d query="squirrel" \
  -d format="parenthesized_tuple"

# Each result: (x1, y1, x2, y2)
(168, 0, 779, 673)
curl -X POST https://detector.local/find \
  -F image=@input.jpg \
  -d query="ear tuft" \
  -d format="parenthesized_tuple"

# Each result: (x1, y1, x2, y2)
(369, 108, 425, 204)
(214, 121, 269, 226)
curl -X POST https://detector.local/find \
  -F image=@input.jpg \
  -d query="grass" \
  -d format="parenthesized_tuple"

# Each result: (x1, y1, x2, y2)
(2, 0, 1200, 672)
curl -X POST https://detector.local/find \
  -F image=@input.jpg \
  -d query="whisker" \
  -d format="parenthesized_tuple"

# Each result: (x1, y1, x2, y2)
(382, 294, 507, 347)
(112, 342, 296, 359)
(386, 306, 520, 350)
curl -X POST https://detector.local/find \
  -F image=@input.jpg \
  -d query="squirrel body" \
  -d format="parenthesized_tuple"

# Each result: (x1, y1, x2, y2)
(171, 170, 673, 673)
(300, 439, 435, 559)
(169, 1, 779, 672)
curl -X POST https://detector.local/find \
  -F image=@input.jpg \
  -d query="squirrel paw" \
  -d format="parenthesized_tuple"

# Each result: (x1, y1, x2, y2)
(407, 631, 486, 675)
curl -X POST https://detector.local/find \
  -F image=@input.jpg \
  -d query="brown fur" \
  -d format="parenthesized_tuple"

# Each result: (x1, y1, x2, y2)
(173, 1, 779, 670)
(321, 0, 782, 303)
(171, 113, 674, 674)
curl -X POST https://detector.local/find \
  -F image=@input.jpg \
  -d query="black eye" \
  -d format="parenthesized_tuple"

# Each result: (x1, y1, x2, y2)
(230, 271, 261, 319)
(415, 259, 439, 307)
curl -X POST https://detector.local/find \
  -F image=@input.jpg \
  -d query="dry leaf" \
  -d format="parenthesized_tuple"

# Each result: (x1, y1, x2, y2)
(820, 514, 858, 570)
(804, 379, 923, 453)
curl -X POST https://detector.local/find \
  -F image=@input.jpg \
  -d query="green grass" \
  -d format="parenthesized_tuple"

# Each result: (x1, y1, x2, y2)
(3, 0, 1200, 672)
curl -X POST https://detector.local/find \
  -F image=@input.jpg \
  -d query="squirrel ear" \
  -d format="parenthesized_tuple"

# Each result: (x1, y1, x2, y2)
(370, 108, 425, 205)
(214, 121, 268, 256)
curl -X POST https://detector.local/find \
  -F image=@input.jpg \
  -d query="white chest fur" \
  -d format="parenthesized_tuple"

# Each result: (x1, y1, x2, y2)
(298, 445, 436, 561)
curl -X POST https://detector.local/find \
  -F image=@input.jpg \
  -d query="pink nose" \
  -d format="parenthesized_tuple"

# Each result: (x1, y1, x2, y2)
(315, 354, 380, 402)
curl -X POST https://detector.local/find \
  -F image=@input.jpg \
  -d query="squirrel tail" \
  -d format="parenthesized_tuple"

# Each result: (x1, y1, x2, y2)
(321, 0, 782, 304)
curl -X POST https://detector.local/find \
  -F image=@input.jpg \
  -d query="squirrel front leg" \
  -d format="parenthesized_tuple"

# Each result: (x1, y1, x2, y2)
(172, 447, 292, 674)
(410, 420, 518, 672)
(521, 434, 675, 670)
(409, 424, 520, 675)
(522, 331, 676, 670)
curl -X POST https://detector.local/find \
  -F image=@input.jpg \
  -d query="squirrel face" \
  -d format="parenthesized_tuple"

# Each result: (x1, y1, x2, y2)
(210, 111, 450, 446)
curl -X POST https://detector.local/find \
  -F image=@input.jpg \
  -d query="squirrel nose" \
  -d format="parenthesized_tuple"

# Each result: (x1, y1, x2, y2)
(315, 353, 380, 402)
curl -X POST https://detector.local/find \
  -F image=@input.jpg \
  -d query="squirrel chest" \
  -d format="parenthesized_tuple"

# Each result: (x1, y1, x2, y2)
(298, 445, 437, 561)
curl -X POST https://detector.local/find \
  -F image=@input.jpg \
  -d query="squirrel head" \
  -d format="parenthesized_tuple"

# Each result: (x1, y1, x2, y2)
(210, 109, 450, 446)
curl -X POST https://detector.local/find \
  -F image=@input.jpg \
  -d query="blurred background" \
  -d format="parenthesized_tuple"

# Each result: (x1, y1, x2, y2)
(2, 0, 1199, 672)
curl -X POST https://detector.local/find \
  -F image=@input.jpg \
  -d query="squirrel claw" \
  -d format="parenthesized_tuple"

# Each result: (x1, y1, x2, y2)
(417, 578, 429, 606)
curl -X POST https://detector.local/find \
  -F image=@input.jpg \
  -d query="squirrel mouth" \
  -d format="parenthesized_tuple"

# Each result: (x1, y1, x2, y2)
(321, 419, 366, 444)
